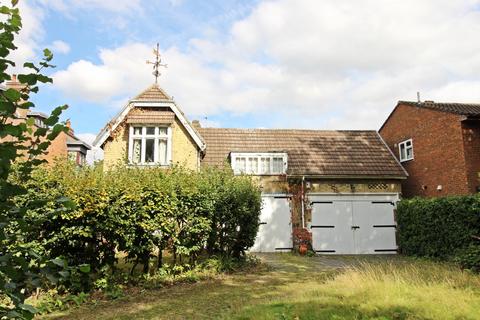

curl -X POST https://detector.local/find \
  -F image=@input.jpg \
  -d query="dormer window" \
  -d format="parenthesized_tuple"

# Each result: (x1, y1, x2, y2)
(34, 117, 45, 128)
(399, 138, 414, 162)
(231, 152, 287, 175)
(128, 125, 172, 165)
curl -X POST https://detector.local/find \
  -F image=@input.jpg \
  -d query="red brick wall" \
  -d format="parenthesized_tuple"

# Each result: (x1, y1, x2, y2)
(380, 104, 469, 197)
(461, 120, 480, 193)
(44, 131, 68, 162)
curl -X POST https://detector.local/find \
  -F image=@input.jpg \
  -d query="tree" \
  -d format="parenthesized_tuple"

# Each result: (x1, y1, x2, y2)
(0, 1, 71, 318)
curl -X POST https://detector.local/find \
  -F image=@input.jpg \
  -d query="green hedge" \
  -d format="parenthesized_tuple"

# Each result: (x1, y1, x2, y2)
(12, 162, 262, 276)
(397, 196, 480, 271)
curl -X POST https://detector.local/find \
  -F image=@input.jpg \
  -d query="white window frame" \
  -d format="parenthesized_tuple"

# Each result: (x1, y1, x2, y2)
(398, 138, 414, 162)
(231, 152, 288, 175)
(128, 125, 172, 166)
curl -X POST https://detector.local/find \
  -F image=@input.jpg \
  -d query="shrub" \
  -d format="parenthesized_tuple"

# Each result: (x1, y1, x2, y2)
(14, 162, 262, 277)
(397, 196, 480, 270)
(455, 244, 480, 273)
(205, 168, 262, 258)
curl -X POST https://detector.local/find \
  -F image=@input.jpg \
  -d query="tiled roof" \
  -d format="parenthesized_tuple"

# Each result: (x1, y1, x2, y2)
(198, 128, 406, 178)
(126, 111, 175, 124)
(66, 133, 91, 150)
(133, 84, 171, 101)
(27, 111, 48, 119)
(399, 101, 480, 116)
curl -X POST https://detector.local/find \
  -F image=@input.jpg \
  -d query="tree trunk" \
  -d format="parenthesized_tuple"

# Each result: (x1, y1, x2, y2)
(157, 247, 163, 269)
(130, 257, 139, 276)
(142, 251, 149, 274)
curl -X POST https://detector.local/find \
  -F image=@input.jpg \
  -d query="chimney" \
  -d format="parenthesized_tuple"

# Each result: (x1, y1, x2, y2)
(192, 120, 201, 129)
(6, 74, 29, 118)
(6, 74, 24, 92)
(66, 119, 74, 135)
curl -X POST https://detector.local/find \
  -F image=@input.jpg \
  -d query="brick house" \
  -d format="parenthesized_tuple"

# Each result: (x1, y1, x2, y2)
(1, 76, 91, 166)
(379, 100, 480, 198)
(94, 83, 407, 254)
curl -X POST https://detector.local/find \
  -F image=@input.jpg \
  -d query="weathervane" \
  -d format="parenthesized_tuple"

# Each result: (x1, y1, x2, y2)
(146, 43, 167, 84)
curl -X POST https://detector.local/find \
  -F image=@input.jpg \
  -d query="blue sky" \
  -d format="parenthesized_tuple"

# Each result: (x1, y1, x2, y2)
(12, 0, 480, 149)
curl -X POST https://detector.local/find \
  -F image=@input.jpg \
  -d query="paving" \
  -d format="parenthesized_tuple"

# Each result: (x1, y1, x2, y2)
(255, 252, 400, 273)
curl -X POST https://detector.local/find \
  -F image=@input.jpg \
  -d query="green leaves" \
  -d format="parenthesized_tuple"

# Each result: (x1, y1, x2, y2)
(17, 73, 52, 86)
(397, 196, 480, 268)
(46, 123, 68, 140)
(2, 87, 21, 101)
(51, 258, 67, 268)
(23, 62, 39, 72)
(0, 2, 72, 318)
(79, 264, 91, 273)
(18, 304, 38, 315)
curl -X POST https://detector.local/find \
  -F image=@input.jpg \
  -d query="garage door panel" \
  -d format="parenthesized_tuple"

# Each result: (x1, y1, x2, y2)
(311, 202, 354, 254)
(353, 201, 397, 254)
(310, 195, 398, 255)
(250, 196, 292, 252)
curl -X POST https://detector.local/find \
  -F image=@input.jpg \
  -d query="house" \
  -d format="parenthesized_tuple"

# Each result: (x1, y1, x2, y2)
(379, 100, 480, 198)
(1, 76, 91, 166)
(94, 83, 407, 254)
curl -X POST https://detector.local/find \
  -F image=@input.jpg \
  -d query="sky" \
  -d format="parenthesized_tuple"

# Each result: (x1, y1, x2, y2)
(10, 0, 480, 160)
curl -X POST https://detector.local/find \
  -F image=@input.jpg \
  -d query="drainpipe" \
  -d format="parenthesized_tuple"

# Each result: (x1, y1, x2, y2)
(301, 176, 305, 229)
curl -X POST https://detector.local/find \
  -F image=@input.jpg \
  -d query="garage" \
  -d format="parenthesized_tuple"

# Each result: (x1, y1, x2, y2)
(250, 195, 293, 252)
(310, 194, 399, 254)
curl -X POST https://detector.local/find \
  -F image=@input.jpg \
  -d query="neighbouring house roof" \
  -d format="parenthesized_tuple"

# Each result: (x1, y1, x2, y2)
(27, 111, 48, 119)
(398, 101, 480, 116)
(93, 84, 206, 150)
(379, 100, 480, 132)
(66, 133, 91, 151)
(198, 128, 407, 178)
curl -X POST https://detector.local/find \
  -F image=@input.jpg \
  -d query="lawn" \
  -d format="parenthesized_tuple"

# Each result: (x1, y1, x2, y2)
(41, 254, 480, 320)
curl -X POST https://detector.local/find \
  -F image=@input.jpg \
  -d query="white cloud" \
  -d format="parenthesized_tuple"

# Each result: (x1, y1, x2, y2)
(168, 0, 184, 7)
(8, 1, 45, 71)
(52, 0, 480, 130)
(53, 43, 153, 103)
(76, 132, 96, 145)
(76, 133, 104, 164)
(11, 0, 144, 68)
(51, 40, 70, 54)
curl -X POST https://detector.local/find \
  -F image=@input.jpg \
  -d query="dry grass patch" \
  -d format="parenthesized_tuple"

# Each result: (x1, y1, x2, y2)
(41, 255, 480, 320)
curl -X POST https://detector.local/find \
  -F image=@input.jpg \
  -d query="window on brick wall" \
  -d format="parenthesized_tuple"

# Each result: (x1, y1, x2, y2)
(399, 138, 414, 162)
(128, 125, 172, 165)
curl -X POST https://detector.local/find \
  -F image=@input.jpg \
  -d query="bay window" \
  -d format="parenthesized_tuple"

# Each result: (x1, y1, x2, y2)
(129, 125, 172, 165)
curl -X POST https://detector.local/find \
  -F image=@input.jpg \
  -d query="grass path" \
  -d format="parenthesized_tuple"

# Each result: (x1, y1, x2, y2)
(42, 254, 480, 320)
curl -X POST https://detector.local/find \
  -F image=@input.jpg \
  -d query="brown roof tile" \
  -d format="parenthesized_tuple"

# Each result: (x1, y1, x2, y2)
(126, 111, 175, 124)
(198, 128, 406, 178)
(134, 84, 171, 101)
(399, 101, 480, 116)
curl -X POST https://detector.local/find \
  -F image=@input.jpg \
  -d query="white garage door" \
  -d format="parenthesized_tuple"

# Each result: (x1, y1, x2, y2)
(310, 195, 398, 254)
(250, 195, 293, 252)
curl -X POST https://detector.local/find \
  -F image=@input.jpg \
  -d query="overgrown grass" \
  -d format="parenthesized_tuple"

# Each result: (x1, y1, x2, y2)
(41, 255, 480, 320)
(30, 253, 263, 316)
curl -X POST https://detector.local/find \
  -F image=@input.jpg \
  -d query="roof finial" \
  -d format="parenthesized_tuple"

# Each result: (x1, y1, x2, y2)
(146, 43, 167, 84)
